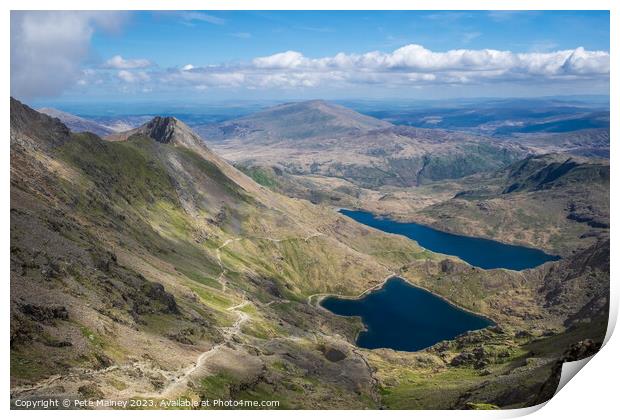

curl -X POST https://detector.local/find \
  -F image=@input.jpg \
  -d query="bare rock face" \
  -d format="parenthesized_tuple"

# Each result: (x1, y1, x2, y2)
(140, 282, 180, 315)
(440, 259, 464, 274)
(537, 239, 609, 325)
(18, 303, 69, 324)
(109, 115, 206, 151)
(140, 116, 178, 144)
(11, 98, 71, 149)
(318, 344, 348, 362)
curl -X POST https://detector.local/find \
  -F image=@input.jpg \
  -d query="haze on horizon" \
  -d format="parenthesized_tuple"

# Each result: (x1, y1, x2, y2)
(10, 10, 610, 103)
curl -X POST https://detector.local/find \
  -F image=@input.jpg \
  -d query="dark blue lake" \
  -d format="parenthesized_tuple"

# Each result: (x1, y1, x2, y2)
(339, 209, 560, 270)
(321, 277, 493, 352)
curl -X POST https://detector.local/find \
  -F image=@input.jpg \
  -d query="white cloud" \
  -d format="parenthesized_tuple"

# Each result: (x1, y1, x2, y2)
(247, 44, 609, 81)
(147, 44, 608, 93)
(10, 11, 127, 100)
(560, 47, 610, 75)
(104, 55, 151, 69)
(253, 51, 306, 69)
(117, 70, 150, 83)
(178, 11, 225, 25)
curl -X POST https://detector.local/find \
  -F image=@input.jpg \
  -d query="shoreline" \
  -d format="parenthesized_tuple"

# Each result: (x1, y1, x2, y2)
(336, 206, 562, 263)
(316, 274, 495, 325)
(313, 275, 497, 354)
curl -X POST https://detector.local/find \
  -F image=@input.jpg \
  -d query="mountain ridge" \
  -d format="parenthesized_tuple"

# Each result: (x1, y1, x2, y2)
(201, 100, 528, 188)
(197, 99, 392, 143)
(38, 107, 115, 137)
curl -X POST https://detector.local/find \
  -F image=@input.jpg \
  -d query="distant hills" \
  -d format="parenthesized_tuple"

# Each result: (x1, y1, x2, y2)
(352, 97, 610, 135)
(201, 100, 528, 188)
(39, 97, 610, 160)
(38, 107, 115, 137)
(410, 153, 609, 255)
(38, 107, 153, 137)
(508, 129, 609, 159)
(198, 99, 392, 143)
(190, 99, 609, 257)
(500, 154, 610, 194)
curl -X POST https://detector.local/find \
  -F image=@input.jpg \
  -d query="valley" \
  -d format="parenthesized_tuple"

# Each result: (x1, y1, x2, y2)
(10, 97, 609, 410)
(201, 100, 609, 257)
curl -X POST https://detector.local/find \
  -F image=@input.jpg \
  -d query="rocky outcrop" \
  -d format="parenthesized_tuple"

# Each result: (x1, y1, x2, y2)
(11, 98, 71, 150)
(107, 115, 208, 153)
(501, 154, 609, 194)
(536, 239, 609, 326)
(138, 116, 179, 144)
(18, 303, 69, 324)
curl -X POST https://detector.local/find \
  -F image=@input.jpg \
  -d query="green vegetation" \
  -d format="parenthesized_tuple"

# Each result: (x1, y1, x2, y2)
(10, 350, 56, 382)
(466, 403, 500, 410)
(80, 326, 105, 349)
(199, 372, 236, 400)
(239, 166, 279, 189)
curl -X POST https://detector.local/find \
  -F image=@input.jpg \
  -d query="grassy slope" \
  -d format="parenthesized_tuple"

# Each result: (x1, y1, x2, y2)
(11, 123, 432, 407)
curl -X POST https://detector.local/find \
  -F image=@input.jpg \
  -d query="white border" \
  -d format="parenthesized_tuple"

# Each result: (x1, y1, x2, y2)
(2, 2, 617, 420)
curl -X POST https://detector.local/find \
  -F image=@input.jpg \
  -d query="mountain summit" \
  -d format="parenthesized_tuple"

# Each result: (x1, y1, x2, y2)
(107, 115, 270, 198)
(139, 116, 182, 144)
(199, 99, 392, 143)
(108, 116, 204, 149)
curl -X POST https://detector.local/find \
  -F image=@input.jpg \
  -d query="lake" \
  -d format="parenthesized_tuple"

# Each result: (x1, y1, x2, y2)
(321, 277, 493, 352)
(339, 209, 560, 270)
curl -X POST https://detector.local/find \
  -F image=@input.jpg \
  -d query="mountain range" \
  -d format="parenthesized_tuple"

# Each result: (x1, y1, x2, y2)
(410, 153, 610, 255)
(38, 107, 154, 137)
(200, 100, 530, 189)
(38, 107, 116, 137)
(192, 100, 608, 256)
(10, 97, 608, 409)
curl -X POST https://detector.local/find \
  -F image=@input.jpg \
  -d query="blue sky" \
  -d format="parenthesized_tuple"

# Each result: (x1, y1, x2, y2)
(11, 10, 610, 103)
(91, 11, 610, 65)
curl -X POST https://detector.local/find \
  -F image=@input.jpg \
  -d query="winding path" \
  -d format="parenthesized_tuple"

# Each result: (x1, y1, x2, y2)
(156, 299, 250, 398)
(215, 238, 241, 291)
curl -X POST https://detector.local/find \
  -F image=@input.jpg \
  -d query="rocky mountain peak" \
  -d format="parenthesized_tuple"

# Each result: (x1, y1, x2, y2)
(108, 115, 210, 154)
(140, 116, 181, 144)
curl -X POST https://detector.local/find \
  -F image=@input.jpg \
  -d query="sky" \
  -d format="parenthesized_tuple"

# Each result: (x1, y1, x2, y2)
(10, 10, 610, 104)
